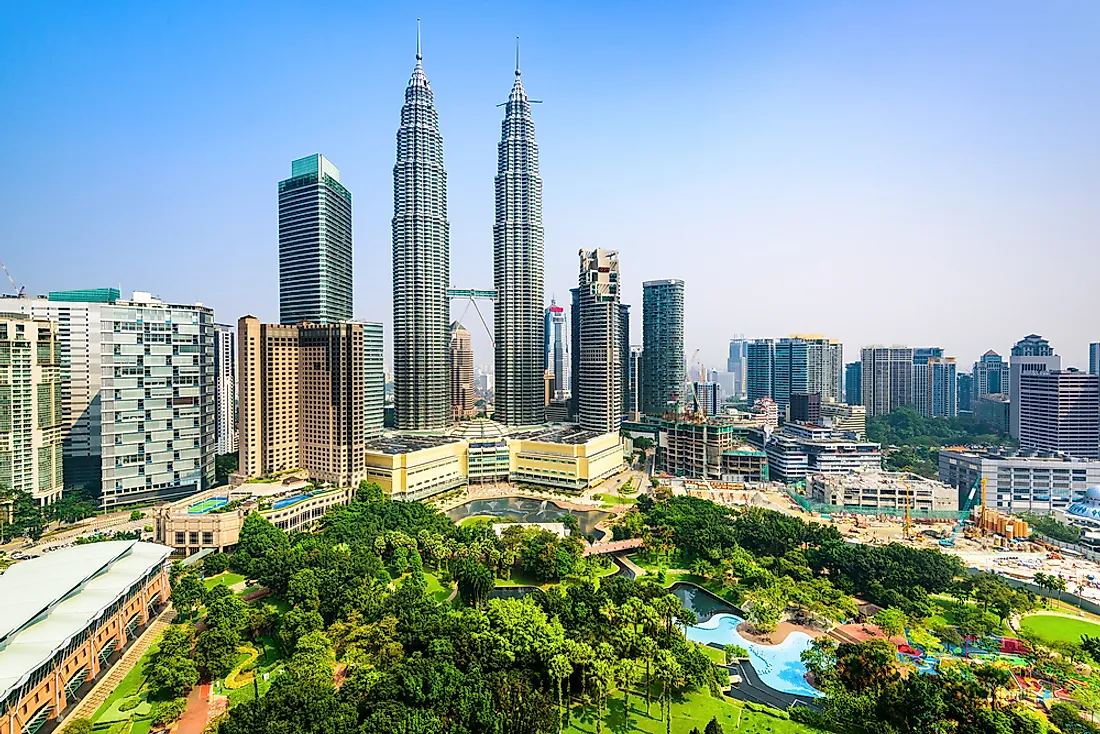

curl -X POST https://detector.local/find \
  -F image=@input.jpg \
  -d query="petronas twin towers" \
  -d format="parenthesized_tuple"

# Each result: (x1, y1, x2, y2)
(392, 26, 544, 429)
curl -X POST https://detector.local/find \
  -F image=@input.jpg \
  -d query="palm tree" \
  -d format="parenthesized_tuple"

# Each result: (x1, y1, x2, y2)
(589, 658, 614, 734)
(655, 650, 683, 734)
(616, 658, 640, 730)
(638, 636, 658, 716)
(549, 653, 573, 734)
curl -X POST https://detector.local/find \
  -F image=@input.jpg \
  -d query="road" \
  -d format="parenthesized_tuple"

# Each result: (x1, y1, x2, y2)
(2, 509, 155, 559)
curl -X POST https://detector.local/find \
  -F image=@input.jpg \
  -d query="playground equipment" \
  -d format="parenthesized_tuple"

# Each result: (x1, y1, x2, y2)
(940, 478, 984, 547)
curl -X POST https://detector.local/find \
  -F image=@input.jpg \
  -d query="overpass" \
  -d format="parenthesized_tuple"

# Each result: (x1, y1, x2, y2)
(583, 538, 643, 556)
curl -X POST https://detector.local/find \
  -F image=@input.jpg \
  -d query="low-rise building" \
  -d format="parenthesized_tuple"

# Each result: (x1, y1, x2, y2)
(642, 415, 764, 481)
(809, 471, 958, 513)
(0, 541, 171, 734)
(938, 446, 1100, 513)
(756, 423, 882, 484)
(507, 425, 623, 491)
(363, 435, 468, 502)
(819, 399, 866, 439)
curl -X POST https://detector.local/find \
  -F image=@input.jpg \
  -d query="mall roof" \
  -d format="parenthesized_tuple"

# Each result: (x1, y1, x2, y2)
(0, 540, 171, 701)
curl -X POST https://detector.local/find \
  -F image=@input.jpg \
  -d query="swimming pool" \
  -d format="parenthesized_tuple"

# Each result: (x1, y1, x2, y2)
(187, 497, 228, 514)
(272, 493, 313, 510)
(686, 613, 823, 698)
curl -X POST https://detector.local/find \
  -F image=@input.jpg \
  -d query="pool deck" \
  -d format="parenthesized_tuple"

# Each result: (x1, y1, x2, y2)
(721, 653, 821, 711)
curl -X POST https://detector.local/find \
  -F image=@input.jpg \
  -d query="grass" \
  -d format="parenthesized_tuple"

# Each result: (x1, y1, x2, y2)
(1021, 613, 1100, 644)
(495, 567, 551, 588)
(927, 597, 1008, 635)
(92, 641, 159, 725)
(596, 493, 637, 506)
(697, 643, 727, 664)
(564, 689, 817, 734)
(459, 514, 506, 527)
(203, 571, 246, 590)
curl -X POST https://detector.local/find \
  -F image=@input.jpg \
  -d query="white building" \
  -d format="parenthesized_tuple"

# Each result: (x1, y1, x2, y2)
(938, 447, 1100, 514)
(809, 471, 958, 513)
(757, 422, 882, 484)
(213, 323, 237, 455)
(1009, 334, 1060, 439)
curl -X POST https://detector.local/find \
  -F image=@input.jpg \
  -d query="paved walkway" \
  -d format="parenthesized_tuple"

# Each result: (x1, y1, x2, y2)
(59, 607, 177, 724)
(176, 682, 212, 734)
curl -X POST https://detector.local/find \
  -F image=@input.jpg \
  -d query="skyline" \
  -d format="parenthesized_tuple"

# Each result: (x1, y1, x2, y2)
(3, 2, 1100, 373)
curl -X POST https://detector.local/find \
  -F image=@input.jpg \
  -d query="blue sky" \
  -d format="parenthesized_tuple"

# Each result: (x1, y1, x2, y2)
(2, 1, 1098, 372)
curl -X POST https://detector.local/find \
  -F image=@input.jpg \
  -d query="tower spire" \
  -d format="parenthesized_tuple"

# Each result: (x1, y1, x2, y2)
(515, 36, 521, 76)
(416, 18, 422, 61)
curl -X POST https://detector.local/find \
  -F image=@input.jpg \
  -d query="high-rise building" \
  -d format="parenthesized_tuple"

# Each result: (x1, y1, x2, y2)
(449, 322, 476, 421)
(1019, 369, 1099, 460)
(213, 323, 237, 456)
(239, 316, 381, 485)
(789, 393, 821, 424)
(746, 340, 775, 403)
(912, 348, 957, 418)
(493, 52, 544, 426)
(641, 279, 684, 415)
(100, 293, 215, 508)
(0, 289, 118, 490)
(0, 315, 63, 505)
(973, 350, 1009, 399)
(628, 345, 643, 415)
(577, 250, 621, 432)
(957, 372, 973, 414)
(727, 336, 747, 400)
(861, 346, 914, 417)
(693, 381, 721, 417)
(392, 33, 450, 430)
(1091, 343, 1100, 376)
(844, 361, 862, 406)
(569, 287, 580, 421)
(544, 300, 568, 400)
(278, 154, 352, 325)
(619, 303, 630, 418)
(360, 322, 384, 440)
(1010, 335, 1060, 438)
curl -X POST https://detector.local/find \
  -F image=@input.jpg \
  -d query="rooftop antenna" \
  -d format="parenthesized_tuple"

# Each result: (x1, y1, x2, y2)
(416, 18, 422, 61)
(516, 36, 521, 76)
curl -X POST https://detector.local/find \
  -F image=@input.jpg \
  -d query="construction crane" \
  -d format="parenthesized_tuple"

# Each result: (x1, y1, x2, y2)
(0, 260, 25, 298)
(940, 477, 984, 547)
(903, 480, 913, 540)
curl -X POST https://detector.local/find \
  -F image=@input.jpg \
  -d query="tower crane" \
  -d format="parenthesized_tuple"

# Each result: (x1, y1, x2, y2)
(0, 260, 25, 298)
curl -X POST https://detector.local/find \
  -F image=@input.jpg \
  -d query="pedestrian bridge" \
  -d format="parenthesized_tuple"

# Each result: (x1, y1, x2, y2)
(583, 538, 643, 556)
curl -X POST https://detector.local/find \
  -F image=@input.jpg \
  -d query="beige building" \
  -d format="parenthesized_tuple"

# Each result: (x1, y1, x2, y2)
(808, 471, 958, 513)
(0, 315, 63, 505)
(238, 316, 376, 486)
(508, 426, 623, 491)
(820, 399, 867, 439)
(449, 322, 476, 420)
(363, 435, 469, 502)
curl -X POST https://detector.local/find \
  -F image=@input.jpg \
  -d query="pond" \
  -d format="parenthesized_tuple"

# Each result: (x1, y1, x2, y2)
(446, 497, 610, 536)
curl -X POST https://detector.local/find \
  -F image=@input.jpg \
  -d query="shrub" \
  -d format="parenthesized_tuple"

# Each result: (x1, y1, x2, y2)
(130, 510, 144, 521)
(118, 695, 141, 712)
(153, 697, 188, 726)
(60, 719, 94, 734)
(143, 525, 153, 533)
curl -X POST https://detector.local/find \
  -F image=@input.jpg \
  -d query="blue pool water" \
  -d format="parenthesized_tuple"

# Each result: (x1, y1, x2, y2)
(272, 493, 312, 510)
(686, 613, 823, 698)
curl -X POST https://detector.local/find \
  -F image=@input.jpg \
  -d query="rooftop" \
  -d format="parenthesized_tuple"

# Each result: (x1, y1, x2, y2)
(0, 541, 171, 701)
(365, 434, 462, 455)
(509, 425, 610, 445)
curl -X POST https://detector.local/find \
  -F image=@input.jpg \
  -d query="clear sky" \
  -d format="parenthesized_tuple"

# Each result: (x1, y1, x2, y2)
(2, 1, 1098, 373)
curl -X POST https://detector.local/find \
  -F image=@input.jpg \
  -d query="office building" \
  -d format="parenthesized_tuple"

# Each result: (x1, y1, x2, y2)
(756, 423, 882, 484)
(957, 372, 973, 414)
(809, 471, 958, 514)
(861, 346, 914, 417)
(0, 315, 63, 505)
(939, 446, 1100, 514)
(746, 340, 775, 403)
(577, 250, 621, 432)
(973, 350, 1009, 399)
(392, 37, 450, 430)
(912, 348, 957, 418)
(493, 56, 545, 426)
(0, 541, 171, 734)
(693, 381, 721, 417)
(213, 323, 237, 456)
(750, 397, 779, 428)
(627, 345, 643, 416)
(789, 392, 821, 424)
(449, 322, 476, 421)
(1091, 343, 1100, 376)
(747, 336, 841, 414)
(278, 154, 352, 325)
(239, 316, 382, 486)
(544, 299, 568, 400)
(1009, 334, 1060, 438)
(640, 279, 684, 415)
(974, 394, 1010, 433)
(844, 361, 861, 406)
(820, 399, 866, 439)
(1019, 369, 1099, 460)
(727, 336, 747, 399)
(568, 287, 580, 420)
(619, 303, 631, 418)
(360, 322, 384, 440)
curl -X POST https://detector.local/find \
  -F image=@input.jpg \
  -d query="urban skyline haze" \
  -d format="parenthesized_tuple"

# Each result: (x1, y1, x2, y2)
(2, 1, 1098, 373)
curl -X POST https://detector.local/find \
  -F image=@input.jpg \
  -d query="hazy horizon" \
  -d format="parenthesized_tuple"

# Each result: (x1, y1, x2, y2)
(3, 1, 1098, 376)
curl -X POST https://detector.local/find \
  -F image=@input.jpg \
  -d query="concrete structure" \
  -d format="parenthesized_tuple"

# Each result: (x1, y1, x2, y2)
(819, 399, 866, 439)
(973, 350, 1009, 399)
(861, 346, 914, 417)
(238, 317, 382, 486)
(627, 345, 643, 416)
(746, 339, 775, 404)
(449, 322, 476, 420)
(0, 315, 63, 505)
(1065, 486, 1100, 528)
(641, 279, 685, 415)
(844, 361, 861, 406)
(693, 381, 721, 417)
(648, 416, 767, 482)
(278, 154, 352, 326)
(0, 541, 170, 734)
(544, 300, 568, 400)
(727, 336, 747, 400)
(449, 419, 510, 483)
(1019, 369, 1099, 460)
(568, 287, 580, 420)
(392, 37, 450, 430)
(974, 394, 1010, 433)
(360, 322, 384, 440)
(750, 397, 779, 428)
(789, 392, 821, 425)
(957, 372, 973, 414)
(939, 446, 1100, 513)
(213, 323, 237, 455)
(577, 250, 621, 432)
(363, 435, 467, 501)
(156, 479, 350, 554)
(507, 426, 623, 491)
(1010, 334, 1060, 439)
(493, 55, 545, 426)
(809, 471, 958, 513)
(756, 423, 882, 484)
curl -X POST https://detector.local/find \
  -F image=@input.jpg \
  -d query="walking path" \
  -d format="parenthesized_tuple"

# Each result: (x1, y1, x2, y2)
(59, 607, 177, 724)
(176, 682, 213, 734)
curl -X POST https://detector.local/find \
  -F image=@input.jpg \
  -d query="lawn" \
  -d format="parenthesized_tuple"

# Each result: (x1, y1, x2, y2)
(927, 597, 1008, 635)
(397, 571, 453, 602)
(204, 571, 246, 590)
(91, 639, 163, 734)
(495, 567, 551, 588)
(596, 493, 637, 506)
(564, 690, 817, 734)
(697, 643, 727, 664)
(1021, 613, 1100, 644)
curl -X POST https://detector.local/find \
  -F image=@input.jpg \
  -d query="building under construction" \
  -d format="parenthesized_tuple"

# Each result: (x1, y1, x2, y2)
(645, 415, 768, 482)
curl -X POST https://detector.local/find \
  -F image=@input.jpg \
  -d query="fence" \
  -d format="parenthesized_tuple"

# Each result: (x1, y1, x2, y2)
(784, 488, 967, 521)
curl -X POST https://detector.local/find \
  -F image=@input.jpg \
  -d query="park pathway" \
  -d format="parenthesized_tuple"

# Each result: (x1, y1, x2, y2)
(59, 607, 177, 724)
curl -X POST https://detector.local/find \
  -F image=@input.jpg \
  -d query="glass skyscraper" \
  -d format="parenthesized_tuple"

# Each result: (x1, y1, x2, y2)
(641, 279, 685, 415)
(278, 154, 352, 325)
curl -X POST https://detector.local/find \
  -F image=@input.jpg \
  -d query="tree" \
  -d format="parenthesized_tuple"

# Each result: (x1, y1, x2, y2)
(287, 630, 335, 687)
(453, 558, 493, 609)
(170, 572, 205, 618)
(655, 650, 683, 734)
(236, 512, 287, 560)
(834, 639, 900, 694)
(130, 509, 144, 521)
(704, 718, 725, 734)
(356, 480, 384, 503)
(203, 552, 229, 576)
(152, 697, 188, 727)
(195, 624, 241, 679)
(616, 658, 639, 731)
(144, 626, 199, 699)
(872, 607, 907, 639)
(60, 718, 94, 734)
(973, 663, 1012, 710)
(214, 452, 238, 486)
(278, 607, 324, 654)
(589, 658, 614, 734)
(548, 653, 573, 734)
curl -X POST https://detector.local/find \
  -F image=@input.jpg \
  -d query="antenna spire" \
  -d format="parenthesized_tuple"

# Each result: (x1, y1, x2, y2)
(416, 18, 422, 61)
(515, 36, 521, 76)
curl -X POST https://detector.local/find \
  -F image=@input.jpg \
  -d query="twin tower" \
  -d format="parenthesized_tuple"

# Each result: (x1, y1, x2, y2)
(393, 30, 544, 430)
